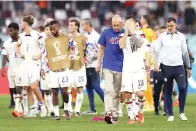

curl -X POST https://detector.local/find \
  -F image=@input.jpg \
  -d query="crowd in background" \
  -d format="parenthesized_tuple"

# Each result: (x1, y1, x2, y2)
(0, 1, 196, 63)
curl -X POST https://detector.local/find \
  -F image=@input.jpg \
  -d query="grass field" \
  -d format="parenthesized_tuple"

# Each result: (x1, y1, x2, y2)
(0, 94, 196, 131)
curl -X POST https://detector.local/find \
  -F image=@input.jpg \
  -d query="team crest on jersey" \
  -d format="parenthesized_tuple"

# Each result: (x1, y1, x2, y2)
(68, 40, 79, 60)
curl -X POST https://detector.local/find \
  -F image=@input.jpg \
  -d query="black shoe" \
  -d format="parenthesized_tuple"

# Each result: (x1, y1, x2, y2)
(155, 111, 160, 116)
(52, 116, 60, 120)
(64, 110, 71, 120)
(104, 114, 112, 124)
(162, 112, 168, 116)
(8, 104, 15, 109)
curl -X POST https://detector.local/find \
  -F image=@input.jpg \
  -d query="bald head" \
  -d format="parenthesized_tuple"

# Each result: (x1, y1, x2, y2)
(112, 15, 122, 32)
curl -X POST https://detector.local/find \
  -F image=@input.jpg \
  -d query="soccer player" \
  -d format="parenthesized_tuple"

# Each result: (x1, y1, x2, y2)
(16, 15, 47, 117)
(119, 16, 149, 124)
(68, 19, 87, 117)
(1, 22, 24, 117)
(44, 20, 71, 120)
(81, 18, 104, 115)
(40, 23, 53, 116)
(154, 17, 192, 121)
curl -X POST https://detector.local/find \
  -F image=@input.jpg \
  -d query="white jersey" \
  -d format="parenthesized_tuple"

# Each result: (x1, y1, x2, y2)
(1, 38, 23, 71)
(84, 29, 100, 68)
(18, 30, 42, 63)
(122, 30, 150, 73)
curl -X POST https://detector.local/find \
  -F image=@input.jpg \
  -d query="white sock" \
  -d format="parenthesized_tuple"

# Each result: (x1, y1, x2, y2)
(13, 94, 16, 103)
(68, 89, 73, 112)
(74, 93, 83, 113)
(18, 102, 23, 113)
(138, 97, 145, 113)
(46, 94, 53, 113)
(53, 106, 59, 117)
(64, 102, 68, 111)
(15, 97, 20, 112)
(125, 99, 134, 120)
(22, 90, 28, 114)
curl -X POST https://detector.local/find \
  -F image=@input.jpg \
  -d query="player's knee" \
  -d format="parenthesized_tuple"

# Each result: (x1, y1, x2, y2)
(137, 92, 145, 100)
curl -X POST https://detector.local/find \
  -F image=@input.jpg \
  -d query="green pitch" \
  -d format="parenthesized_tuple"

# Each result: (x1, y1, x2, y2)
(0, 94, 196, 131)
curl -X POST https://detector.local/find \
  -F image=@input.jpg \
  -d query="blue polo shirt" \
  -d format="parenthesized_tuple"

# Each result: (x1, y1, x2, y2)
(98, 27, 124, 72)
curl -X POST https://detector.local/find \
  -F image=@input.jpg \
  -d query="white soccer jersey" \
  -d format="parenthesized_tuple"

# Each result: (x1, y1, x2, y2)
(18, 30, 43, 62)
(122, 30, 150, 73)
(1, 38, 23, 71)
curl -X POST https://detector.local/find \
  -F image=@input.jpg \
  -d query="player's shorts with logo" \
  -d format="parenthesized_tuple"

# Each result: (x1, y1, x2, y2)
(48, 68, 70, 88)
(40, 72, 50, 90)
(122, 71, 147, 93)
(14, 60, 41, 86)
(69, 65, 87, 88)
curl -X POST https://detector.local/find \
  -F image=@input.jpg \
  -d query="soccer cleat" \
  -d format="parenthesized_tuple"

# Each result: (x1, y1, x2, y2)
(52, 116, 60, 120)
(75, 112, 81, 117)
(64, 110, 71, 120)
(128, 119, 136, 124)
(138, 112, 144, 124)
(179, 113, 188, 121)
(12, 110, 18, 117)
(17, 112, 24, 117)
(40, 105, 47, 118)
(167, 116, 174, 122)
(81, 110, 97, 115)
(155, 111, 160, 116)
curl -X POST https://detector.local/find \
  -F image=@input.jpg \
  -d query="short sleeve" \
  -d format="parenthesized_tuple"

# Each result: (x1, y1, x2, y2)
(98, 30, 106, 47)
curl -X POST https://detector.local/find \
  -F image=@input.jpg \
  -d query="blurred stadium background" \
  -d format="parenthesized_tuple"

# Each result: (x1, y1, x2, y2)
(0, 1, 196, 94)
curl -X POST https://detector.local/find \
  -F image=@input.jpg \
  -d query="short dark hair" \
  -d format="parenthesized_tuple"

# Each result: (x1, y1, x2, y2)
(69, 19, 80, 33)
(22, 15, 34, 26)
(167, 17, 177, 23)
(8, 22, 19, 30)
(38, 26, 45, 32)
(142, 15, 150, 24)
(126, 15, 137, 22)
(49, 20, 59, 26)
(160, 26, 167, 30)
(44, 23, 50, 28)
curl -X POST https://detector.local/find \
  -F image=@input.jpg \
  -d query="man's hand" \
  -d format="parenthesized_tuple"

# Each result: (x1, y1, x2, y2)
(124, 20, 131, 34)
(96, 61, 101, 72)
(187, 69, 192, 78)
(129, 22, 136, 35)
(154, 63, 160, 72)
(145, 61, 150, 72)
(1, 68, 5, 77)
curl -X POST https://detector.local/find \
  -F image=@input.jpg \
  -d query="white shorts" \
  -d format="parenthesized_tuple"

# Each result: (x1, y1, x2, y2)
(122, 71, 147, 93)
(14, 62, 30, 86)
(48, 69, 70, 88)
(7, 69, 15, 88)
(69, 65, 87, 88)
(40, 73, 50, 90)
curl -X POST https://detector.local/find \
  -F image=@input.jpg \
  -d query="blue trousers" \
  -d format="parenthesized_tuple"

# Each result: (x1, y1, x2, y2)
(86, 68, 104, 111)
(161, 64, 186, 116)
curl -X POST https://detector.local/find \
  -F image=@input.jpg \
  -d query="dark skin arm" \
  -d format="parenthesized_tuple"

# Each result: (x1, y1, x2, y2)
(1, 55, 7, 77)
